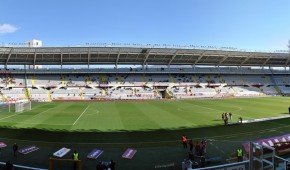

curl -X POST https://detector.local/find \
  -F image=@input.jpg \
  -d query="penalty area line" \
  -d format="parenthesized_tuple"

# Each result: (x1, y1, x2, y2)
(0, 112, 23, 121)
(0, 108, 34, 121)
(73, 105, 90, 125)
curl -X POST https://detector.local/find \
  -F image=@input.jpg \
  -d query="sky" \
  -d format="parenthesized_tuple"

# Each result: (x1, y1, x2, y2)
(0, 0, 290, 51)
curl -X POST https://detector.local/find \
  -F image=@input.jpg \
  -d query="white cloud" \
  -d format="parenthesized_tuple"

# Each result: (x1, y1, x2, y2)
(0, 24, 18, 34)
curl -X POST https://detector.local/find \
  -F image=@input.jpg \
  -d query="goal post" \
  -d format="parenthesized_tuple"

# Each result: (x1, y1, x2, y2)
(9, 100, 31, 112)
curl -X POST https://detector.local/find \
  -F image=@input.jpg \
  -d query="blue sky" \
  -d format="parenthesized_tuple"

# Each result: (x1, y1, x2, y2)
(0, 0, 290, 51)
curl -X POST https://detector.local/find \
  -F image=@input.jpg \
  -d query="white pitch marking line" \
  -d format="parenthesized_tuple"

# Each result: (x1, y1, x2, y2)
(0, 108, 34, 121)
(0, 112, 23, 121)
(187, 103, 255, 119)
(0, 121, 71, 126)
(30, 107, 55, 118)
(73, 105, 90, 125)
(0, 103, 51, 122)
(16, 107, 56, 124)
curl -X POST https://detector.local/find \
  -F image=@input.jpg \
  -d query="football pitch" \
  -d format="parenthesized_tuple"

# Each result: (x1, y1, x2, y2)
(1, 97, 290, 169)
(0, 96, 289, 131)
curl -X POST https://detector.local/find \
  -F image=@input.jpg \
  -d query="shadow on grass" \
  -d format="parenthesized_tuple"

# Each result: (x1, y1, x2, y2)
(281, 112, 290, 115)
(212, 119, 223, 122)
(0, 117, 289, 148)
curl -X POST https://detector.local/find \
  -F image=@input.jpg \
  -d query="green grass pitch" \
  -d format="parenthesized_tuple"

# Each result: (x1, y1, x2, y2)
(1, 96, 290, 169)
(0, 96, 289, 131)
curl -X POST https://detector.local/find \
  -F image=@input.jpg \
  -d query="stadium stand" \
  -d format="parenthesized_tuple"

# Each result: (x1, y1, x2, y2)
(0, 69, 288, 101)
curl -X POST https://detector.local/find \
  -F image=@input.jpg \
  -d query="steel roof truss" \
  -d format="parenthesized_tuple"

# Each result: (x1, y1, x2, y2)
(262, 56, 271, 67)
(5, 48, 13, 66)
(285, 57, 290, 67)
(88, 48, 91, 68)
(193, 51, 206, 65)
(240, 54, 253, 66)
(142, 50, 151, 66)
(60, 52, 63, 68)
(167, 50, 179, 66)
(186, 55, 195, 63)
(218, 53, 230, 66)
(33, 51, 37, 67)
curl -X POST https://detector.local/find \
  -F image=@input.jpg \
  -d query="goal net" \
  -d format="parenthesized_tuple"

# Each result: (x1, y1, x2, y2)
(9, 100, 31, 112)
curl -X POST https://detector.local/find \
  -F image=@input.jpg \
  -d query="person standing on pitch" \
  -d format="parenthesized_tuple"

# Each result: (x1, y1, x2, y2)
(13, 143, 18, 158)
(181, 135, 188, 149)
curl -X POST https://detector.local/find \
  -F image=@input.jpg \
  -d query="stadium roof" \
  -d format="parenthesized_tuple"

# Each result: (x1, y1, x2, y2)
(0, 47, 290, 67)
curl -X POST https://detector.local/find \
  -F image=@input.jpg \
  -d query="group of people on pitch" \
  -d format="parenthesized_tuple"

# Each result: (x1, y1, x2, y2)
(222, 112, 232, 125)
(181, 135, 207, 167)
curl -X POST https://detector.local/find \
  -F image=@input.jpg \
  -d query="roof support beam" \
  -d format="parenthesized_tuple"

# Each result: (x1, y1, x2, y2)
(167, 50, 179, 66)
(88, 48, 91, 68)
(193, 51, 206, 65)
(217, 54, 229, 66)
(240, 54, 253, 66)
(115, 50, 121, 67)
(285, 57, 290, 67)
(285, 54, 290, 67)
(5, 48, 13, 67)
(0, 48, 9, 59)
(186, 55, 195, 63)
(142, 49, 151, 66)
(60, 52, 63, 69)
(262, 56, 271, 67)
(33, 50, 37, 68)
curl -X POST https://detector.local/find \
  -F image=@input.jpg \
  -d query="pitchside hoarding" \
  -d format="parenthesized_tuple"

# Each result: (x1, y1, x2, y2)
(53, 147, 71, 158)
(87, 149, 104, 159)
(18, 146, 39, 154)
(122, 148, 137, 159)
(0, 142, 7, 148)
